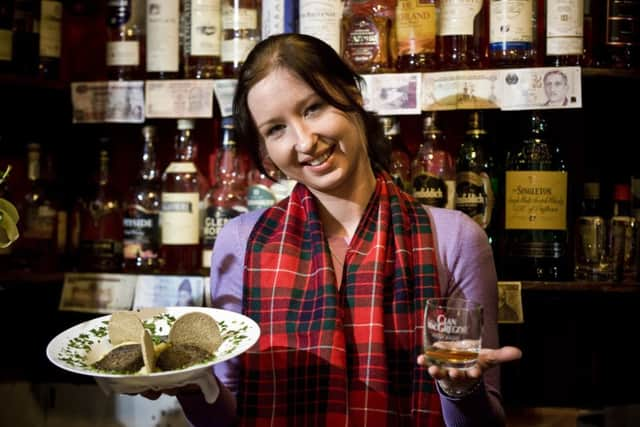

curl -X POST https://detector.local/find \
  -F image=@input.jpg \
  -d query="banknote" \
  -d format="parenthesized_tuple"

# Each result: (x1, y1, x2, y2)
(497, 281, 524, 324)
(59, 273, 137, 313)
(71, 81, 145, 123)
(500, 66, 582, 111)
(361, 72, 422, 116)
(133, 275, 205, 309)
(422, 70, 502, 111)
(145, 79, 215, 118)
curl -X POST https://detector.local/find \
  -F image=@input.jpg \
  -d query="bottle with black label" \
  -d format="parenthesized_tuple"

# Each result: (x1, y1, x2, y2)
(123, 125, 162, 273)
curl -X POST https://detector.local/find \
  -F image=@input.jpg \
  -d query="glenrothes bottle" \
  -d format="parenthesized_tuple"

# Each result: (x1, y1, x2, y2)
(504, 111, 568, 281)
(221, 0, 259, 77)
(123, 125, 162, 273)
(455, 111, 496, 241)
(201, 117, 247, 272)
(394, 0, 437, 71)
(489, 0, 536, 67)
(545, 0, 584, 66)
(380, 116, 411, 192)
(146, 0, 180, 79)
(411, 112, 456, 209)
(437, 0, 485, 69)
(76, 142, 124, 272)
(161, 119, 202, 274)
(106, 0, 144, 80)
(182, 0, 223, 79)
(38, 0, 63, 79)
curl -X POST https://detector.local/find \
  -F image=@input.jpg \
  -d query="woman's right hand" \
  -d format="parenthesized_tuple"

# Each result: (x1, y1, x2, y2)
(137, 383, 204, 400)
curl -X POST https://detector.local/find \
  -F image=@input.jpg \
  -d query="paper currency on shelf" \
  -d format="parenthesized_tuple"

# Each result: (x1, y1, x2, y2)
(59, 273, 137, 313)
(145, 79, 215, 118)
(361, 73, 422, 116)
(497, 281, 524, 324)
(500, 66, 582, 111)
(133, 275, 205, 309)
(421, 70, 502, 111)
(213, 79, 238, 117)
(71, 81, 145, 123)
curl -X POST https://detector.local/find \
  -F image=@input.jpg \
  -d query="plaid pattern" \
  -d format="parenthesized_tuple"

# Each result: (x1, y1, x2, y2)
(239, 173, 443, 427)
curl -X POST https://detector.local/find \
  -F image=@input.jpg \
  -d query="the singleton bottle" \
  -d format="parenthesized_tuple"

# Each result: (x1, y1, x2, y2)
(182, 0, 223, 79)
(489, 0, 536, 67)
(437, 0, 485, 69)
(0, 0, 13, 72)
(455, 111, 496, 241)
(161, 119, 202, 274)
(76, 141, 124, 272)
(221, 0, 259, 77)
(545, 0, 584, 66)
(38, 0, 63, 79)
(504, 111, 568, 281)
(123, 125, 162, 273)
(411, 112, 456, 209)
(394, 0, 437, 71)
(201, 117, 247, 272)
(380, 116, 411, 192)
(106, 0, 144, 81)
(146, 0, 179, 79)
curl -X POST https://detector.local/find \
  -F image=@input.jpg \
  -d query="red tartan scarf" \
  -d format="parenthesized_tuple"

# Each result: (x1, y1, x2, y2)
(240, 173, 443, 427)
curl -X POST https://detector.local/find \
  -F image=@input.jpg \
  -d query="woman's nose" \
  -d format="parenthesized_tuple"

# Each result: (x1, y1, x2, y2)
(293, 122, 317, 152)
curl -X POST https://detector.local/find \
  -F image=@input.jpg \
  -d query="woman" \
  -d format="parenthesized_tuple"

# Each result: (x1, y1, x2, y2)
(168, 34, 521, 426)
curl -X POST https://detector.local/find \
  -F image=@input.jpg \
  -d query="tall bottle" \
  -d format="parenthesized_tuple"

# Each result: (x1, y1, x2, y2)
(298, 0, 341, 53)
(395, 0, 437, 71)
(161, 119, 202, 274)
(455, 111, 496, 242)
(201, 118, 247, 273)
(12, 0, 39, 75)
(123, 125, 162, 273)
(0, 0, 12, 72)
(411, 112, 456, 209)
(380, 116, 411, 192)
(545, 0, 583, 66)
(38, 0, 63, 79)
(146, 0, 180, 79)
(221, 0, 260, 77)
(76, 142, 124, 272)
(504, 112, 568, 281)
(489, 0, 536, 67)
(609, 183, 636, 282)
(437, 0, 485, 69)
(106, 0, 144, 80)
(182, 0, 223, 79)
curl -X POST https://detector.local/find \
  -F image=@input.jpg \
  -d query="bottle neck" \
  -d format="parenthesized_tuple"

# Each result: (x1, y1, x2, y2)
(140, 138, 159, 181)
(176, 129, 197, 162)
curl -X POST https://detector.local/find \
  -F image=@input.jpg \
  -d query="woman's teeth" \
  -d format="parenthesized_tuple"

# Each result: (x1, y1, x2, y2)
(309, 150, 331, 166)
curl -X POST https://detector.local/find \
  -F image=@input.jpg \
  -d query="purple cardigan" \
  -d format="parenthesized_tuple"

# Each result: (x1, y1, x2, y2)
(179, 206, 505, 426)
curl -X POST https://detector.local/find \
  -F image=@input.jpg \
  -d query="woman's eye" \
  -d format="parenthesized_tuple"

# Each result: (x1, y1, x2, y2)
(304, 102, 323, 117)
(266, 124, 285, 137)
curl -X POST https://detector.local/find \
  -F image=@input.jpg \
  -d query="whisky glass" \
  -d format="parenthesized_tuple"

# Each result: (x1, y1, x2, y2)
(423, 298, 483, 370)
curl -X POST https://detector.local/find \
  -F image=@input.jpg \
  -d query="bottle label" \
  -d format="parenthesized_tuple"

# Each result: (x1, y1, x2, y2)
(39, 1, 62, 58)
(412, 173, 448, 207)
(106, 41, 140, 66)
(343, 16, 381, 66)
(489, 0, 533, 44)
(201, 205, 240, 267)
(188, 0, 222, 56)
(222, 7, 258, 30)
(0, 30, 12, 61)
(221, 37, 257, 63)
(546, 0, 584, 55)
(165, 161, 197, 173)
(505, 171, 568, 230)
(395, 0, 436, 55)
(146, 0, 180, 72)
(298, 0, 342, 52)
(161, 192, 200, 244)
(247, 184, 277, 210)
(123, 207, 160, 260)
(439, 0, 483, 36)
(455, 171, 494, 229)
(78, 239, 124, 271)
(24, 204, 57, 239)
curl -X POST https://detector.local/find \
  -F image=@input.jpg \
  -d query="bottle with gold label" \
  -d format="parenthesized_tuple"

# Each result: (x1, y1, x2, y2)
(503, 111, 568, 281)
(394, 0, 437, 71)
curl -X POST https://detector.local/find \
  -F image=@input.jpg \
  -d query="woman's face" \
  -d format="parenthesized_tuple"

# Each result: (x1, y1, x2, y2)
(247, 68, 374, 199)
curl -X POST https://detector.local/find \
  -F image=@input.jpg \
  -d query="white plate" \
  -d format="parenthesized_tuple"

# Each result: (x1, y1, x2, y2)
(46, 307, 260, 401)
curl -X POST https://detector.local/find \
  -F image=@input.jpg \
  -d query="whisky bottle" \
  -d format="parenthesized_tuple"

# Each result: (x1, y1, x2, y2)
(106, 0, 144, 80)
(411, 112, 456, 209)
(202, 118, 247, 272)
(123, 125, 162, 273)
(221, 0, 259, 77)
(161, 119, 202, 274)
(380, 116, 411, 192)
(76, 142, 124, 272)
(146, 0, 180, 79)
(247, 159, 278, 211)
(38, 0, 63, 79)
(394, 0, 437, 71)
(489, 0, 535, 67)
(182, 0, 223, 79)
(504, 111, 568, 281)
(437, 0, 485, 69)
(545, 0, 584, 66)
(0, 0, 12, 72)
(12, 0, 39, 75)
(298, 0, 341, 53)
(455, 111, 496, 239)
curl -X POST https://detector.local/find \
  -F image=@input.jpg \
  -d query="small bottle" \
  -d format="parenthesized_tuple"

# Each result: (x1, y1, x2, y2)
(545, 0, 584, 66)
(489, 0, 536, 67)
(503, 111, 568, 281)
(437, 0, 485, 70)
(106, 0, 144, 81)
(123, 125, 162, 273)
(76, 141, 124, 272)
(182, 0, 223, 79)
(574, 182, 608, 281)
(394, 0, 438, 72)
(411, 112, 456, 209)
(221, 0, 260, 77)
(0, 0, 13, 72)
(146, 0, 180, 79)
(455, 111, 496, 240)
(160, 119, 202, 274)
(201, 117, 247, 272)
(12, 0, 39, 76)
(380, 116, 411, 192)
(38, 0, 63, 79)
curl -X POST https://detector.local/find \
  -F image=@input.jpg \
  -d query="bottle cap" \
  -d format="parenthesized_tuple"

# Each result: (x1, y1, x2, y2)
(380, 116, 399, 136)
